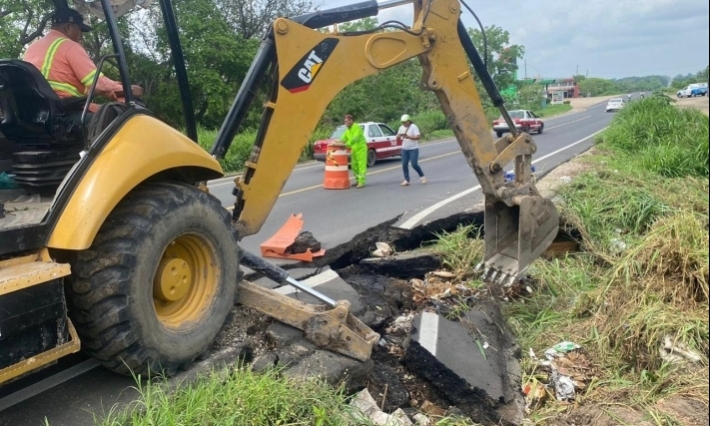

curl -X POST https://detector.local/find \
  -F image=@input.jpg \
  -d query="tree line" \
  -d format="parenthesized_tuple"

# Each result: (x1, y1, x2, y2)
(2, 1, 702, 155)
(0, 1, 526, 137)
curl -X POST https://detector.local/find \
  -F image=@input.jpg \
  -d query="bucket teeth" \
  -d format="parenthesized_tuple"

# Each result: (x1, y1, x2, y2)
(475, 264, 519, 287)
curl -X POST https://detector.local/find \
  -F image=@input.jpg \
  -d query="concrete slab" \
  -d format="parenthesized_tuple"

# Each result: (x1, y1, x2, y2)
(404, 302, 524, 426)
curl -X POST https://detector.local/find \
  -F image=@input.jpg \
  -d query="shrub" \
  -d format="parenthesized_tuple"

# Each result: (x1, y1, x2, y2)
(598, 96, 709, 178)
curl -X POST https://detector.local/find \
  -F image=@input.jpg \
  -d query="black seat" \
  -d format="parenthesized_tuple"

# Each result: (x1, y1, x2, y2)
(0, 59, 87, 146)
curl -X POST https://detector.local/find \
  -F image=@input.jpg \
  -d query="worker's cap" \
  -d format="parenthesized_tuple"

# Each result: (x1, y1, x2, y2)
(400, 114, 412, 122)
(52, 8, 93, 32)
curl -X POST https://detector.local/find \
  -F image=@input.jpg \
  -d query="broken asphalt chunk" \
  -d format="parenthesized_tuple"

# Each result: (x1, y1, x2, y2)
(360, 251, 443, 279)
(403, 301, 525, 426)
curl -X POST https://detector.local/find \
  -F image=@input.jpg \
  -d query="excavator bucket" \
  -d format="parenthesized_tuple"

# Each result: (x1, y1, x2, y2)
(477, 195, 559, 287)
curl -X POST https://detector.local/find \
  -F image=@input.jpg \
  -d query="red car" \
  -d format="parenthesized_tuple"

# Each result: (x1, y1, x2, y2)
(313, 122, 402, 167)
(492, 109, 544, 137)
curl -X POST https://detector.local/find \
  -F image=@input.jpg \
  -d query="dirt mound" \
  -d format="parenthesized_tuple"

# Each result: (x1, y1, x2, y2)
(675, 96, 709, 115)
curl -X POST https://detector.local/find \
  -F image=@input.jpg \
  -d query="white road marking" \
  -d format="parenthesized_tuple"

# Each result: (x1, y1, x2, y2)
(0, 359, 101, 412)
(398, 127, 608, 229)
(417, 312, 440, 356)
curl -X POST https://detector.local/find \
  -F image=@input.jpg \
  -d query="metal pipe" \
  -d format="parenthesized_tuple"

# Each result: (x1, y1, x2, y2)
(158, 0, 198, 143)
(81, 53, 119, 140)
(377, 0, 413, 11)
(292, 1, 379, 29)
(240, 251, 337, 307)
(100, 0, 133, 106)
(286, 277, 337, 307)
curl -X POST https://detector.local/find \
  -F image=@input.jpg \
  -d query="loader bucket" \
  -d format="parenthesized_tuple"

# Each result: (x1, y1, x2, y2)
(477, 195, 559, 286)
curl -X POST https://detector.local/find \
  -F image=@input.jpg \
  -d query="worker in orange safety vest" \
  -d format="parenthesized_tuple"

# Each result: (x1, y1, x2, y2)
(23, 8, 143, 118)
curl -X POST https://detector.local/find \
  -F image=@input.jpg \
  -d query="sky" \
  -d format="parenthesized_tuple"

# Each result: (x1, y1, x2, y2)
(320, 0, 709, 81)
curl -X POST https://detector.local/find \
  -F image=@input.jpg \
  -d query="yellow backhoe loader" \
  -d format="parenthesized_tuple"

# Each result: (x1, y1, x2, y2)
(0, 0, 558, 387)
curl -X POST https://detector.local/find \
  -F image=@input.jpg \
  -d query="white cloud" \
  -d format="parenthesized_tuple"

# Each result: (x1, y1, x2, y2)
(320, 0, 709, 79)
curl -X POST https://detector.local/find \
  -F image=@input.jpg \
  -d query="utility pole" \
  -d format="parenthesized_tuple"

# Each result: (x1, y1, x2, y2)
(586, 69, 588, 78)
(525, 59, 527, 79)
(576, 64, 579, 76)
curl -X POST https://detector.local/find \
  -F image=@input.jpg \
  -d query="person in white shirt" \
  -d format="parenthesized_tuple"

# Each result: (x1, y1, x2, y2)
(396, 114, 427, 186)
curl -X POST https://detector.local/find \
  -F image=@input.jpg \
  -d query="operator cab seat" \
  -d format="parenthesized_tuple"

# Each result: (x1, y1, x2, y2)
(0, 59, 87, 147)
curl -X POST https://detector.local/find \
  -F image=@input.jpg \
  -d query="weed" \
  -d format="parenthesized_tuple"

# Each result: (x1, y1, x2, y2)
(534, 104, 573, 117)
(598, 96, 709, 178)
(97, 365, 356, 426)
(429, 224, 485, 279)
(433, 115, 709, 422)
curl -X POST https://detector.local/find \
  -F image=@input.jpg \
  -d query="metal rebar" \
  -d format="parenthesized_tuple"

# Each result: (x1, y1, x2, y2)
(377, 0, 413, 10)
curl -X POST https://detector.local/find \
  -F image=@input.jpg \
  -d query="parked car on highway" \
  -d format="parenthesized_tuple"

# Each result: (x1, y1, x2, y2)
(606, 98, 625, 112)
(492, 110, 544, 138)
(313, 122, 401, 167)
(677, 83, 708, 98)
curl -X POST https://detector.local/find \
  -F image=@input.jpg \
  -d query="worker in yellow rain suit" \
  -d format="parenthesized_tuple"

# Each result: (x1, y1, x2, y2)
(339, 113, 368, 188)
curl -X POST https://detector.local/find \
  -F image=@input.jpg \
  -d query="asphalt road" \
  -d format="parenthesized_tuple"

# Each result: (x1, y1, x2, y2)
(0, 96, 625, 426)
(217, 99, 618, 260)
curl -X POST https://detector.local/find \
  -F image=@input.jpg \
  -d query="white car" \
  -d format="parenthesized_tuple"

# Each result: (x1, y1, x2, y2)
(606, 98, 624, 112)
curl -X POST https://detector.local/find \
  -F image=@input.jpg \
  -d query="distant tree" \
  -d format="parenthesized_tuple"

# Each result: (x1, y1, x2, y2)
(214, 0, 315, 39)
(579, 77, 617, 96)
(518, 83, 544, 109)
(468, 25, 524, 90)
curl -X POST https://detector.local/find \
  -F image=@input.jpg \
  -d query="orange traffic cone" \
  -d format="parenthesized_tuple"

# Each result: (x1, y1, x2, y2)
(323, 142, 350, 190)
(260, 213, 326, 262)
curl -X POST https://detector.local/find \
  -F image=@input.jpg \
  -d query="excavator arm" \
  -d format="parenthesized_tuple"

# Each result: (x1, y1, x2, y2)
(216, 0, 558, 284)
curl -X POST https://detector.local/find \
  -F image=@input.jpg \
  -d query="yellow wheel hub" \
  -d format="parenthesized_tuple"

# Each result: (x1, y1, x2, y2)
(153, 234, 220, 329)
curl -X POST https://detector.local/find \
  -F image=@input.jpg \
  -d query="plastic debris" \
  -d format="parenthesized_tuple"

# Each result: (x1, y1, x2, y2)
(350, 389, 413, 426)
(528, 342, 594, 404)
(544, 342, 581, 360)
(522, 377, 550, 413)
(0, 172, 18, 190)
(550, 370, 576, 401)
(504, 165, 537, 183)
(660, 335, 704, 365)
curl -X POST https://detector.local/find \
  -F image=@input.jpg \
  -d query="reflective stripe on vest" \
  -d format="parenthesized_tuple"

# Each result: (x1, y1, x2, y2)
(40, 37, 84, 97)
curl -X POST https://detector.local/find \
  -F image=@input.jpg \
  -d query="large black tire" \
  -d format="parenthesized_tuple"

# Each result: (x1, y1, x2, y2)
(67, 182, 239, 376)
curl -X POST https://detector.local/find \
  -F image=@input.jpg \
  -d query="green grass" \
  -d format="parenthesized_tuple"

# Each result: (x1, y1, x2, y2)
(597, 95, 709, 178)
(533, 103, 573, 117)
(95, 366, 357, 426)
(430, 97, 709, 423)
(89, 364, 485, 426)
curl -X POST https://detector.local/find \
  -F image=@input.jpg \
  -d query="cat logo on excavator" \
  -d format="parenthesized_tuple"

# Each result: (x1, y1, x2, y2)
(281, 38, 339, 94)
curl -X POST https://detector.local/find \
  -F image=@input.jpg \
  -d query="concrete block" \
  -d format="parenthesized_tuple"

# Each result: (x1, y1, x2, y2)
(404, 302, 524, 426)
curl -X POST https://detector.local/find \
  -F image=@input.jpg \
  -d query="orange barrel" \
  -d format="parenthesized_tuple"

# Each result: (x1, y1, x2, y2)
(323, 142, 351, 190)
